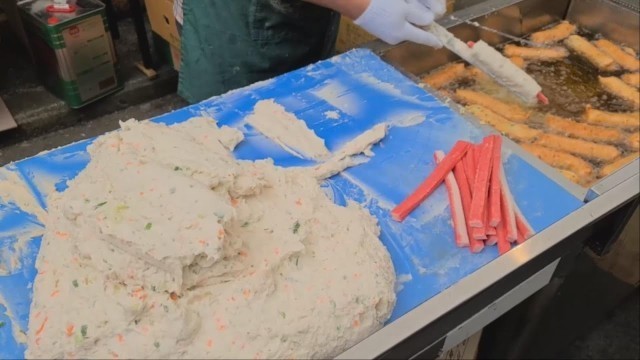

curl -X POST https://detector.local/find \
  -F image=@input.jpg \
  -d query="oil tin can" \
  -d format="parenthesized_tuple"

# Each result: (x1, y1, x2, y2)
(18, 0, 122, 108)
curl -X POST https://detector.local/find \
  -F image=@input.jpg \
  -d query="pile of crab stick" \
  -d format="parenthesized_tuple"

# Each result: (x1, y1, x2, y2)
(391, 135, 535, 254)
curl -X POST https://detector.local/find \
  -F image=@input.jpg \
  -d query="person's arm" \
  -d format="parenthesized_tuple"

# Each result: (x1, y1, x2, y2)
(302, 0, 446, 48)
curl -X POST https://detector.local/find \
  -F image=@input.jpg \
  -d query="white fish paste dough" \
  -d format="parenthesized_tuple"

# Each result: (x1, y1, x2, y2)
(246, 99, 331, 160)
(26, 117, 396, 359)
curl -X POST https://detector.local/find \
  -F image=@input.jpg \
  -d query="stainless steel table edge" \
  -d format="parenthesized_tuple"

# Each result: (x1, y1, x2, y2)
(337, 172, 639, 359)
(587, 160, 640, 201)
(335, 0, 639, 357)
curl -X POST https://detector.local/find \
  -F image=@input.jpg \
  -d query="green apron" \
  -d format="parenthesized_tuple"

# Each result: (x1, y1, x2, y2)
(178, 0, 339, 103)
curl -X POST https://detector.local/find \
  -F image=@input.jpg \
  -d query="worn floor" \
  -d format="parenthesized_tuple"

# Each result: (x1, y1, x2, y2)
(562, 289, 639, 359)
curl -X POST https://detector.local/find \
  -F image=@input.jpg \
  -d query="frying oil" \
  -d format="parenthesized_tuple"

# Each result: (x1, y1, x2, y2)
(420, 25, 639, 187)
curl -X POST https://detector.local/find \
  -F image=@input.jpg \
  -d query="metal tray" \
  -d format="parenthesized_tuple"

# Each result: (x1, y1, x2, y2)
(337, 0, 640, 358)
(362, 0, 639, 202)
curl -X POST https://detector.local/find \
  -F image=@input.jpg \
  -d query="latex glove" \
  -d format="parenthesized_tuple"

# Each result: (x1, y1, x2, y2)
(419, 0, 447, 18)
(354, 0, 445, 48)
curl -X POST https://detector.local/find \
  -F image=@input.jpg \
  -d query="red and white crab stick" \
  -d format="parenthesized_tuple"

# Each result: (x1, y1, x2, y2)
(391, 141, 471, 222)
(496, 216, 512, 255)
(463, 146, 477, 188)
(452, 155, 485, 253)
(536, 92, 550, 105)
(515, 205, 535, 243)
(391, 133, 535, 254)
(434, 150, 470, 248)
(499, 162, 519, 242)
(465, 143, 492, 241)
(489, 135, 503, 227)
(468, 136, 495, 228)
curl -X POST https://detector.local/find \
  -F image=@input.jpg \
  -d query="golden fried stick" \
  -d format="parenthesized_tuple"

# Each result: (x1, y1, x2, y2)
(564, 35, 619, 71)
(503, 44, 568, 61)
(466, 105, 541, 142)
(594, 39, 640, 72)
(621, 73, 640, 88)
(535, 133, 621, 162)
(583, 105, 640, 129)
(560, 170, 582, 184)
(455, 89, 530, 122)
(600, 152, 639, 178)
(629, 132, 639, 151)
(622, 46, 638, 57)
(520, 143, 594, 177)
(466, 62, 524, 81)
(530, 21, 576, 44)
(544, 114, 624, 144)
(466, 66, 491, 83)
(509, 56, 526, 69)
(599, 76, 640, 109)
(422, 63, 467, 89)
(436, 89, 454, 100)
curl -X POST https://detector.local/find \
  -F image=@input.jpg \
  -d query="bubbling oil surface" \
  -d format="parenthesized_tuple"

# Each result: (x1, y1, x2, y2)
(419, 25, 639, 187)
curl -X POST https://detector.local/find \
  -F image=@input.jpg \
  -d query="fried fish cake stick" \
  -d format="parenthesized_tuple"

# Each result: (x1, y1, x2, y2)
(455, 89, 530, 123)
(530, 21, 576, 44)
(621, 73, 640, 88)
(594, 39, 640, 72)
(600, 152, 639, 178)
(583, 105, 640, 129)
(520, 143, 594, 177)
(536, 133, 621, 162)
(622, 46, 638, 56)
(564, 35, 619, 71)
(466, 66, 491, 83)
(503, 44, 569, 61)
(466, 61, 526, 82)
(544, 114, 624, 144)
(559, 170, 581, 184)
(509, 56, 526, 69)
(422, 63, 467, 89)
(466, 105, 541, 142)
(599, 76, 640, 109)
(629, 131, 639, 151)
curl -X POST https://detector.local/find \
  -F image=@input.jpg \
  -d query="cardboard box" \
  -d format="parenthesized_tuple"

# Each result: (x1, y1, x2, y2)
(0, 96, 18, 133)
(152, 33, 181, 71)
(169, 43, 181, 71)
(335, 0, 456, 53)
(145, 0, 180, 70)
(145, 0, 180, 49)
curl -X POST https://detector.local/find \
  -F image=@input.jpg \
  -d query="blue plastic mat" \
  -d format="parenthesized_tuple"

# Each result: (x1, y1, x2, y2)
(0, 49, 583, 358)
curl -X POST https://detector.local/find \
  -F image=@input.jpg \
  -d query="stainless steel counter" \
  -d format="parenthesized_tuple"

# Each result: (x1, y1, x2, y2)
(337, 0, 640, 357)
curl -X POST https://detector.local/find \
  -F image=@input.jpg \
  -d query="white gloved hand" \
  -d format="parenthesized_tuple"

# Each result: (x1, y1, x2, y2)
(354, 0, 445, 48)
(420, 0, 447, 18)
